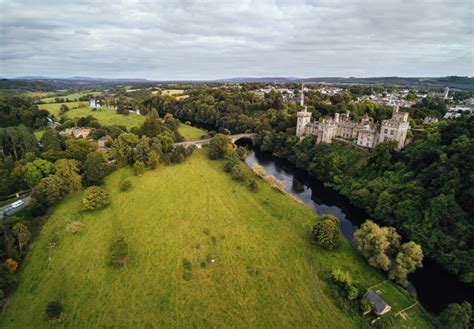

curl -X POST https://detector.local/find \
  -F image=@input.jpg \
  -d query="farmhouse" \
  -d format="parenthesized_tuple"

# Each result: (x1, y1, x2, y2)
(364, 290, 391, 316)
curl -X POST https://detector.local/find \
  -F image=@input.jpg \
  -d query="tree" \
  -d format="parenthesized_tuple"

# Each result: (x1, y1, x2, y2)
(54, 159, 82, 194)
(59, 104, 69, 115)
(11, 223, 31, 253)
(311, 215, 340, 249)
(83, 152, 109, 186)
(45, 301, 63, 320)
(389, 242, 423, 286)
(440, 301, 472, 329)
(22, 159, 55, 188)
(110, 133, 139, 166)
(133, 160, 145, 176)
(209, 134, 232, 159)
(148, 150, 159, 170)
(383, 226, 401, 256)
(65, 138, 97, 163)
(354, 220, 391, 271)
(82, 186, 110, 210)
(33, 175, 65, 206)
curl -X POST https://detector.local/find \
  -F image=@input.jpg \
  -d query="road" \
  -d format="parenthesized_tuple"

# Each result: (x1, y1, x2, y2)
(0, 196, 31, 220)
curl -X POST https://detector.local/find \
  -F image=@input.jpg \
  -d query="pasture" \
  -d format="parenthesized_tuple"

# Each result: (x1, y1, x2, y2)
(2, 151, 434, 328)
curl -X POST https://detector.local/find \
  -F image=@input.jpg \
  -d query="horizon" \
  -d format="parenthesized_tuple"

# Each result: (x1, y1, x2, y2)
(1, 0, 473, 79)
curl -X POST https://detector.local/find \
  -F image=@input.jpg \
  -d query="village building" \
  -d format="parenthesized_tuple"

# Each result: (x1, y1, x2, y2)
(296, 85, 410, 150)
(364, 290, 391, 316)
(60, 127, 92, 139)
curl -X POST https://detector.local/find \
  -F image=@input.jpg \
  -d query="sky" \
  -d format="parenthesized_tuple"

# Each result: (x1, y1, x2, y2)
(0, 0, 473, 80)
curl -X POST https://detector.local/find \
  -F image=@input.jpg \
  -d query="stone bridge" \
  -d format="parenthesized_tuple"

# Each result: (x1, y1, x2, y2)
(173, 133, 256, 148)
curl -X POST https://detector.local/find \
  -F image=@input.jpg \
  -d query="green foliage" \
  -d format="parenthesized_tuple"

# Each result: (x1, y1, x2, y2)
(108, 236, 129, 268)
(22, 159, 55, 188)
(133, 160, 145, 176)
(82, 186, 110, 210)
(209, 134, 233, 159)
(231, 164, 247, 181)
(248, 179, 258, 192)
(120, 179, 133, 192)
(331, 268, 359, 301)
(311, 215, 340, 249)
(440, 301, 472, 329)
(12, 223, 31, 253)
(354, 220, 392, 271)
(83, 152, 109, 186)
(388, 242, 423, 287)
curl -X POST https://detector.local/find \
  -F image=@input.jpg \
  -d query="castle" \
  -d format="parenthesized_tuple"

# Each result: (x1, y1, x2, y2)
(296, 85, 410, 150)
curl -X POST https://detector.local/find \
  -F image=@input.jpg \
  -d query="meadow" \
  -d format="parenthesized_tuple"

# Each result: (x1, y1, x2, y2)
(2, 151, 434, 328)
(40, 91, 101, 103)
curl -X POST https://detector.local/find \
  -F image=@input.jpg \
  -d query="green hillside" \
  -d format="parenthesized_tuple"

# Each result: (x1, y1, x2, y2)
(2, 151, 434, 328)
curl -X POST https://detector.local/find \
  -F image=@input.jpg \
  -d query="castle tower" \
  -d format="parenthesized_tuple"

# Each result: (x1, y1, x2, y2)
(296, 83, 312, 138)
(444, 87, 449, 100)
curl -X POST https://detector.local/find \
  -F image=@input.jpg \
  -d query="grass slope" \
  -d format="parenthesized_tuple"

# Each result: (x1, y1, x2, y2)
(2, 151, 434, 328)
(178, 124, 207, 141)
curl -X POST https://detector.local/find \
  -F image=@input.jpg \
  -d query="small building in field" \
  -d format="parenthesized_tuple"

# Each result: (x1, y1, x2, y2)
(364, 290, 391, 316)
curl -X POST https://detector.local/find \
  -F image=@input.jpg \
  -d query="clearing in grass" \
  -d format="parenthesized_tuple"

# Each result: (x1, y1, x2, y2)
(2, 151, 435, 328)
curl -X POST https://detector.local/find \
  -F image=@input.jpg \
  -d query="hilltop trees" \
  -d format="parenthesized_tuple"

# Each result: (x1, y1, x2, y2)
(355, 220, 422, 286)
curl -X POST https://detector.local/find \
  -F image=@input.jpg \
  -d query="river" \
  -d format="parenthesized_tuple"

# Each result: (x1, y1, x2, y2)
(242, 148, 474, 314)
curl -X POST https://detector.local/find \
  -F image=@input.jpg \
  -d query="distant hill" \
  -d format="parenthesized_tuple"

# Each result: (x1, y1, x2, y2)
(217, 76, 474, 90)
(0, 79, 56, 93)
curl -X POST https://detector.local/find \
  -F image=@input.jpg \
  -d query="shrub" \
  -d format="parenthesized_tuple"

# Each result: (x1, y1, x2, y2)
(120, 179, 133, 191)
(209, 134, 232, 159)
(64, 221, 84, 234)
(331, 268, 359, 301)
(45, 301, 63, 320)
(4, 258, 18, 273)
(252, 164, 265, 177)
(30, 203, 47, 217)
(231, 164, 247, 181)
(236, 146, 248, 161)
(311, 215, 340, 249)
(265, 175, 286, 192)
(360, 298, 372, 314)
(224, 153, 239, 173)
(82, 186, 110, 210)
(109, 236, 129, 268)
(133, 160, 145, 175)
(248, 179, 258, 192)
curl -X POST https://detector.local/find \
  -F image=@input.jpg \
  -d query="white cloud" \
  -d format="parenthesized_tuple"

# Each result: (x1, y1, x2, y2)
(0, 0, 472, 79)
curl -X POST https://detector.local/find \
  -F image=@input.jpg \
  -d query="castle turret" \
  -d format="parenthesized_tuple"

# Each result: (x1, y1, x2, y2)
(296, 83, 312, 138)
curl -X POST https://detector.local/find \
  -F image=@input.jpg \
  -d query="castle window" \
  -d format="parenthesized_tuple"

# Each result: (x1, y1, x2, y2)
(390, 130, 394, 135)
(384, 129, 388, 134)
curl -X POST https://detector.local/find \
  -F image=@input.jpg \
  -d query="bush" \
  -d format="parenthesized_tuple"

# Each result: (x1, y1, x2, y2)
(331, 268, 359, 301)
(248, 179, 258, 192)
(120, 179, 133, 191)
(45, 301, 63, 320)
(236, 146, 248, 161)
(4, 258, 18, 273)
(30, 203, 47, 217)
(64, 221, 84, 234)
(311, 215, 340, 249)
(231, 164, 247, 181)
(82, 186, 110, 210)
(133, 160, 145, 175)
(109, 236, 129, 268)
(252, 164, 266, 177)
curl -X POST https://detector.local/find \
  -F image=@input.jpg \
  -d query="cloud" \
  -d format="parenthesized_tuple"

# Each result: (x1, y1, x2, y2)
(0, 0, 472, 79)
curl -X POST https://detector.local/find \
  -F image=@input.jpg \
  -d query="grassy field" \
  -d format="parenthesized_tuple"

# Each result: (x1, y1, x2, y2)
(39, 103, 145, 130)
(40, 91, 101, 103)
(178, 124, 207, 141)
(2, 151, 434, 328)
(38, 102, 87, 118)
